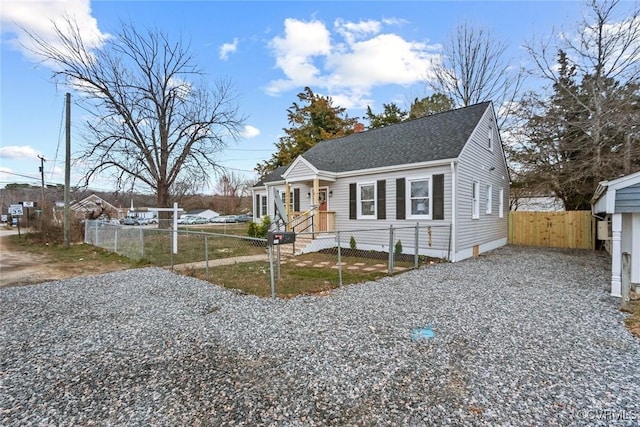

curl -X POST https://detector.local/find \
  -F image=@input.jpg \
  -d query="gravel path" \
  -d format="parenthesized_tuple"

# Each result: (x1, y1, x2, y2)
(1, 246, 638, 426)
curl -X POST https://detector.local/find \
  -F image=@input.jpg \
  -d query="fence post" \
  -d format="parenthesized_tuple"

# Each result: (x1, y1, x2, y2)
(414, 222, 419, 269)
(268, 244, 276, 298)
(114, 226, 118, 254)
(622, 252, 631, 311)
(388, 225, 394, 275)
(277, 243, 281, 280)
(94, 221, 99, 247)
(205, 235, 210, 282)
(139, 227, 144, 259)
(337, 231, 342, 287)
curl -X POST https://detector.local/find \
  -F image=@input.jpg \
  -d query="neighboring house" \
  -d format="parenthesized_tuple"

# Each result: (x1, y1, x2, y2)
(54, 193, 121, 222)
(592, 171, 640, 297)
(511, 192, 564, 212)
(185, 209, 219, 220)
(252, 102, 510, 262)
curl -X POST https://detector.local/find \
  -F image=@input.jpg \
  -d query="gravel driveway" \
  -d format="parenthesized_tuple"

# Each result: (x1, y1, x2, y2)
(1, 246, 638, 426)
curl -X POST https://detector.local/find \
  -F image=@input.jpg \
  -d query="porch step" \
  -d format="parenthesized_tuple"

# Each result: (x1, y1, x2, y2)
(275, 235, 314, 256)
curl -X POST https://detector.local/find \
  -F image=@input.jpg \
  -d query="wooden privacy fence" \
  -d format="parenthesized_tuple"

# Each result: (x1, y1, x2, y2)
(508, 211, 594, 249)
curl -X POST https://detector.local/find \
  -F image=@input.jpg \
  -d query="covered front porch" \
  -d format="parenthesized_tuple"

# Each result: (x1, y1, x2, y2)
(280, 175, 336, 233)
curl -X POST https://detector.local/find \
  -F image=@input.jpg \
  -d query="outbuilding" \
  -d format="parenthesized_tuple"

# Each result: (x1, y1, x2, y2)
(592, 170, 640, 297)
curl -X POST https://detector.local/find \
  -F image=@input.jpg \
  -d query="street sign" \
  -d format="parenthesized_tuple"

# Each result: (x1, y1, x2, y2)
(1, 215, 7, 223)
(9, 204, 23, 216)
(23, 201, 34, 208)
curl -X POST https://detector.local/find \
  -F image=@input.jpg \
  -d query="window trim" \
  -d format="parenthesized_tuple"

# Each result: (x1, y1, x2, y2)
(406, 176, 432, 220)
(472, 181, 480, 220)
(279, 189, 296, 211)
(486, 184, 493, 214)
(357, 182, 377, 219)
(498, 188, 504, 218)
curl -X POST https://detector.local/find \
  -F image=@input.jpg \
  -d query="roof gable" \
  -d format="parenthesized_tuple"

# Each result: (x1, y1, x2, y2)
(301, 102, 492, 173)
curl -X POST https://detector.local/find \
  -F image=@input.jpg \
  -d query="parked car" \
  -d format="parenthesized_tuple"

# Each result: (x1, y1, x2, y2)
(177, 215, 195, 224)
(123, 217, 139, 226)
(137, 218, 150, 226)
(235, 214, 251, 223)
(186, 216, 209, 225)
(149, 217, 158, 224)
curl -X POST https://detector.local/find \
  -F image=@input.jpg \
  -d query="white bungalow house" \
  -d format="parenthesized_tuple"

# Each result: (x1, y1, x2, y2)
(252, 102, 510, 262)
(592, 170, 640, 297)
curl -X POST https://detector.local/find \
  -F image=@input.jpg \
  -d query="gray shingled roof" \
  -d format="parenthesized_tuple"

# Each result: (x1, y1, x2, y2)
(301, 101, 491, 173)
(254, 165, 288, 187)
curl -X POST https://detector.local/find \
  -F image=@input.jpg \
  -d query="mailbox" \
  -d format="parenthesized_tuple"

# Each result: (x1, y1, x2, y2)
(267, 231, 296, 245)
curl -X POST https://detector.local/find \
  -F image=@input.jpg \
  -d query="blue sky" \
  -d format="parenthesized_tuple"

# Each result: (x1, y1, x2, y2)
(0, 0, 585, 193)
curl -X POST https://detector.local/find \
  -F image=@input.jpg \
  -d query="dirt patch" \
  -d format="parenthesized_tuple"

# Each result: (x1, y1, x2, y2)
(0, 234, 130, 287)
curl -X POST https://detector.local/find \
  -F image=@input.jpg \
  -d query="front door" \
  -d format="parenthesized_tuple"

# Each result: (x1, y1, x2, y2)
(318, 189, 328, 231)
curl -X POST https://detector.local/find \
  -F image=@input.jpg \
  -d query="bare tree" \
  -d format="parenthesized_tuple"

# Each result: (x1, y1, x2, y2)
(514, 0, 640, 208)
(429, 21, 523, 126)
(25, 18, 245, 214)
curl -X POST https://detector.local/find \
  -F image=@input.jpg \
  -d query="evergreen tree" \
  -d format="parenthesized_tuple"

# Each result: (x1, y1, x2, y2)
(408, 94, 455, 119)
(365, 103, 407, 129)
(256, 87, 357, 178)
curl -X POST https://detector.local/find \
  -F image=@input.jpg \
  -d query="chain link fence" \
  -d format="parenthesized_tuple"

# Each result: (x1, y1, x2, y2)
(85, 220, 451, 296)
(84, 220, 267, 270)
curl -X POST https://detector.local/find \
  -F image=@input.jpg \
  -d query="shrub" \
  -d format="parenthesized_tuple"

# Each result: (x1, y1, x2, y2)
(395, 240, 403, 256)
(350, 236, 357, 250)
(248, 216, 271, 239)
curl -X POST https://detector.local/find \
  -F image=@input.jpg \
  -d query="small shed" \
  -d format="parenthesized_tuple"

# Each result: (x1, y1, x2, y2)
(592, 171, 640, 297)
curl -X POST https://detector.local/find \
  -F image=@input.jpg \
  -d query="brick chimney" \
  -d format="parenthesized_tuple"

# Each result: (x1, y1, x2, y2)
(354, 122, 365, 133)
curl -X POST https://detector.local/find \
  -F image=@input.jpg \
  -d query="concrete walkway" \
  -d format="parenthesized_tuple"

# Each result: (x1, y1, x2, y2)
(171, 254, 269, 271)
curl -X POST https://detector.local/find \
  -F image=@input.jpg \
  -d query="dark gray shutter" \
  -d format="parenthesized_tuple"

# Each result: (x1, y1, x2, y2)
(255, 194, 260, 217)
(349, 183, 357, 220)
(294, 188, 300, 212)
(377, 180, 386, 220)
(396, 178, 405, 220)
(433, 174, 444, 220)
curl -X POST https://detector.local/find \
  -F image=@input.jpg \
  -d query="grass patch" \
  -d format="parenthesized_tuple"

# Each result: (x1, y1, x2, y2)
(5, 232, 142, 271)
(183, 260, 385, 298)
(180, 250, 429, 298)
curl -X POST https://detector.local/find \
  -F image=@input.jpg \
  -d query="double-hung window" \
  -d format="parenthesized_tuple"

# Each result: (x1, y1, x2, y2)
(498, 188, 504, 218)
(472, 181, 480, 219)
(358, 182, 376, 218)
(408, 178, 431, 218)
(261, 195, 267, 217)
(486, 184, 493, 214)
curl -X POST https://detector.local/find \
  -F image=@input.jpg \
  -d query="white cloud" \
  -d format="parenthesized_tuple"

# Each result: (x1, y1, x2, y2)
(219, 38, 238, 60)
(266, 17, 439, 109)
(266, 18, 332, 94)
(0, 0, 108, 62)
(0, 145, 41, 160)
(242, 125, 260, 138)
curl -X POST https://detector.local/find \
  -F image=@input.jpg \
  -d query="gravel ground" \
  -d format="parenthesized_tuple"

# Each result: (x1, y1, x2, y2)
(1, 245, 639, 426)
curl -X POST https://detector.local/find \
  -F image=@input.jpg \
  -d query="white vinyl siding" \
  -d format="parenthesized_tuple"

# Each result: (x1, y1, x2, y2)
(472, 181, 480, 219)
(358, 182, 376, 218)
(455, 106, 509, 257)
(408, 177, 431, 219)
(488, 126, 494, 151)
(486, 184, 493, 214)
(499, 188, 504, 218)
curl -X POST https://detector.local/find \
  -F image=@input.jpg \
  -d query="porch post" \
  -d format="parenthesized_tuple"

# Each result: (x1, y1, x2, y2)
(284, 182, 291, 230)
(611, 213, 622, 297)
(632, 213, 640, 285)
(313, 177, 320, 207)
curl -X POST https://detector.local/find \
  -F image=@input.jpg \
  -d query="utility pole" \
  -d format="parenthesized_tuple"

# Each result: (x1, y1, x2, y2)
(64, 92, 71, 249)
(37, 155, 46, 209)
